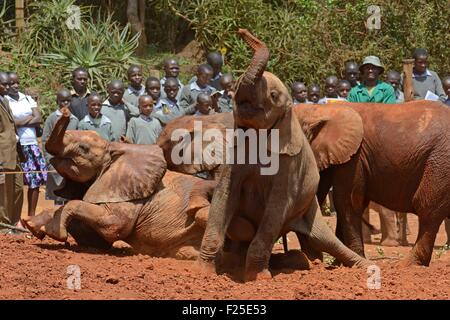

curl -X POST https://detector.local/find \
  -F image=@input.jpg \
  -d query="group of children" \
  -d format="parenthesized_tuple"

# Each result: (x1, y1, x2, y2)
(290, 59, 450, 106)
(51, 53, 235, 150)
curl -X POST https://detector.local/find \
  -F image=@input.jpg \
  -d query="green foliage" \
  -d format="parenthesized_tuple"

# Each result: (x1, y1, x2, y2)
(19, 0, 90, 57)
(161, 0, 450, 86)
(434, 244, 449, 260)
(0, 0, 140, 119)
(40, 13, 141, 92)
(376, 246, 385, 258)
(0, 1, 14, 48)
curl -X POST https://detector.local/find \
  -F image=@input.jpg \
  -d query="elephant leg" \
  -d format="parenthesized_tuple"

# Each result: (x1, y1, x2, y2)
(22, 208, 57, 239)
(333, 193, 368, 258)
(292, 198, 369, 268)
(445, 218, 450, 246)
(361, 207, 372, 244)
(66, 220, 112, 250)
(379, 206, 401, 246)
(296, 232, 323, 262)
(198, 165, 240, 269)
(332, 164, 369, 258)
(317, 169, 333, 206)
(42, 200, 133, 245)
(402, 212, 444, 266)
(396, 212, 408, 246)
(244, 210, 285, 282)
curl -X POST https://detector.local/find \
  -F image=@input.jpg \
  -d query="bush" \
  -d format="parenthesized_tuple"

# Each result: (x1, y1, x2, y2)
(0, 0, 140, 119)
(160, 0, 450, 86)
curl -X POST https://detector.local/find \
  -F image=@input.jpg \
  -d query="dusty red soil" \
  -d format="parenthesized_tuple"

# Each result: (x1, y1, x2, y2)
(0, 189, 448, 300)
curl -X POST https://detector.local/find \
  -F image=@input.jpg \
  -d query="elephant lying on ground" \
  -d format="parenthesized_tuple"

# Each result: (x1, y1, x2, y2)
(22, 109, 217, 259)
(294, 101, 450, 266)
(196, 29, 369, 281)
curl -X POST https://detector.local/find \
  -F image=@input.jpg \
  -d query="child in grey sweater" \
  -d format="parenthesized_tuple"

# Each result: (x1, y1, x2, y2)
(126, 95, 162, 145)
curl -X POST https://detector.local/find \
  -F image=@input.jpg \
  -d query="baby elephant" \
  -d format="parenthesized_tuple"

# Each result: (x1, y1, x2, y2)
(23, 110, 216, 259)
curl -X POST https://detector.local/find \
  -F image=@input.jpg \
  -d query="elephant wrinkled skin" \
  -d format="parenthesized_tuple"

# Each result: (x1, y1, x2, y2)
(197, 29, 368, 281)
(22, 109, 216, 260)
(294, 101, 450, 266)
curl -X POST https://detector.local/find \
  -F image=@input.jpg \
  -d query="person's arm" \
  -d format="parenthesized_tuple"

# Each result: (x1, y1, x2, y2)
(149, 120, 163, 144)
(14, 115, 33, 126)
(123, 99, 140, 117)
(178, 86, 196, 115)
(20, 96, 42, 127)
(26, 106, 42, 127)
(347, 87, 358, 102)
(125, 119, 136, 143)
(433, 73, 446, 102)
(41, 115, 54, 164)
(383, 86, 396, 104)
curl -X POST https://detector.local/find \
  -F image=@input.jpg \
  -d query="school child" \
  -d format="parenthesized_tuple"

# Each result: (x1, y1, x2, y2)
(78, 93, 113, 141)
(126, 95, 162, 145)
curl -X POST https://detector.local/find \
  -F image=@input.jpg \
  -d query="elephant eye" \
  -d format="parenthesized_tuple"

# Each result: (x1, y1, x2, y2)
(79, 143, 90, 153)
(270, 90, 278, 101)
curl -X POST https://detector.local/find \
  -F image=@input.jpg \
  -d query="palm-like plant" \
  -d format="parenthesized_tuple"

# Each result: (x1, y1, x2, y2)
(20, 0, 90, 57)
(39, 10, 140, 92)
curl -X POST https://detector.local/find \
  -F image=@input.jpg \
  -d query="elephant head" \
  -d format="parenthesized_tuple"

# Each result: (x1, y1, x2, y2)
(157, 112, 234, 176)
(46, 108, 167, 203)
(293, 103, 364, 171)
(233, 29, 302, 155)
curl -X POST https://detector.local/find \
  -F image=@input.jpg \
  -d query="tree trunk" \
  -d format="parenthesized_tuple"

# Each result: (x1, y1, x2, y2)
(402, 59, 415, 102)
(127, 0, 147, 57)
(15, 0, 25, 35)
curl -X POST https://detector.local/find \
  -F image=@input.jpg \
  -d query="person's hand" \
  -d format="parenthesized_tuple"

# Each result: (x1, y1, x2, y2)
(120, 135, 132, 144)
(60, 106, 71, 117)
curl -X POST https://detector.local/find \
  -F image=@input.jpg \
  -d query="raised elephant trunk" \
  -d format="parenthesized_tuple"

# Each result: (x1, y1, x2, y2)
(46, 109, 70, 156)
(237, 28, 269, 88)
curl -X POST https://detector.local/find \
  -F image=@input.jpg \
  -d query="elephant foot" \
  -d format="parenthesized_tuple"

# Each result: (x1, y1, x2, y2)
(269, 250, 310, 271)
(22, 210, 54, 240)
(244, 269, 272, 282)
(174, 246, 200, 260)
(352, 258, 373, 269)
(193, 259, 216, 275)
(398, 252, 428, 268)
(43, 222, 68, 243)
(380, 238, 401, 247)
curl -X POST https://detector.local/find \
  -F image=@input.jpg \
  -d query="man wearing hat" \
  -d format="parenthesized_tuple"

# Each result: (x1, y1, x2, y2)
(348, 55, 396, 104)
(348, 56, 406, 248)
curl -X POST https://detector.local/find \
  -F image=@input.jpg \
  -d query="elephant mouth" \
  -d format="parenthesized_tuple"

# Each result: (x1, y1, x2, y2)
(235, 101, 264, 119)
(50, 157, 80, 179)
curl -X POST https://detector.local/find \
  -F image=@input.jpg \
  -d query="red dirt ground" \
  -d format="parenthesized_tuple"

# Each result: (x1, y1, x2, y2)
(0, 189, 448, 300)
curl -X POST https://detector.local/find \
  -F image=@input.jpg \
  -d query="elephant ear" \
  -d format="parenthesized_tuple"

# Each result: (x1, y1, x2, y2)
(157, 113, 234, 174)
(268, 107, 303, 156)
(293, 104, 364, 171)
(54, 179, 92, 200)
(83, 143, 167, 204)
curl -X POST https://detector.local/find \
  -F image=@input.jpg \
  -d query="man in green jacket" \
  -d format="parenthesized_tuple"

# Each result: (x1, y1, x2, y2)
(0, 72, 23, 233)
(348, 56, 407, 247)
(348, 56, 396, 104)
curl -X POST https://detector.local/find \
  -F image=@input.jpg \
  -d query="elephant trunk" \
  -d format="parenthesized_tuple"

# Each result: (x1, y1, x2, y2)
(236, 28, 269, 88)
(199, 165, 237, 263)
(46, 109, 70, 156)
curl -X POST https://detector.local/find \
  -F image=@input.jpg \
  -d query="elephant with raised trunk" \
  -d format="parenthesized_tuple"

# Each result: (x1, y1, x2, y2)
(197, 29, 368, 281)
(22, 108, 217, 259)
